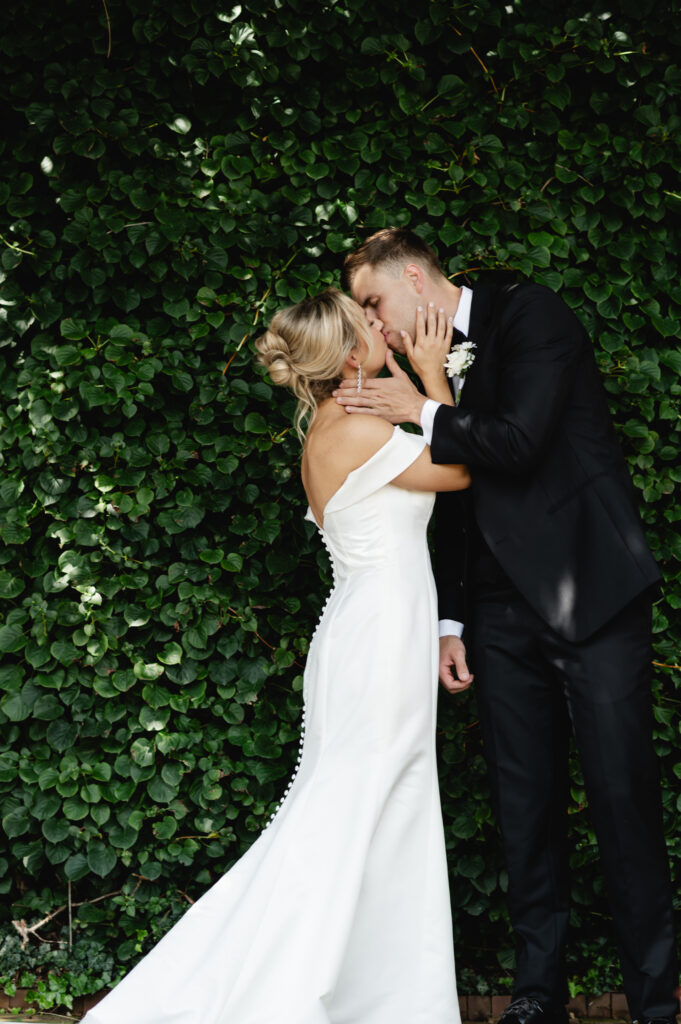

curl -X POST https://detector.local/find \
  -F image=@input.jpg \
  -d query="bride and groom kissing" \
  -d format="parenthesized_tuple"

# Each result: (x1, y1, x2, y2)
(82, 228, 678, 1024)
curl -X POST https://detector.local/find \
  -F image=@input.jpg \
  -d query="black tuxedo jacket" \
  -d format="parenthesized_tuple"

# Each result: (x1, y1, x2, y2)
(432, 273, 661, 643)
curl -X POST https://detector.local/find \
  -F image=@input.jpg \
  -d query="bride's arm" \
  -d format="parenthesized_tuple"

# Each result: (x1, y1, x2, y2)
(402, 305, 455, 407)
(335, 395, 469, 493)
(391, 447, 470, 493)
(321, 415, 469, 494)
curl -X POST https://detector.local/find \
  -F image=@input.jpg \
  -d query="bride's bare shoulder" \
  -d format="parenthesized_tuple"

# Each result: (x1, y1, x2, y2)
(308, 414, 394, 469)
(302, 415, 395, 514)
(336, 413, 394, 449)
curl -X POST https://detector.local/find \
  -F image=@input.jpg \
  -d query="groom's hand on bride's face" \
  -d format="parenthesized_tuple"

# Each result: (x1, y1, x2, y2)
(333, 350, 427, 425)
(439, 636, 473, 694)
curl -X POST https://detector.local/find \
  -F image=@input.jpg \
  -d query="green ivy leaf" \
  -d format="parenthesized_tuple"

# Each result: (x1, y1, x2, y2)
(0, 624, 26, 653)
(46, 720, 78, 751)
(64, 853, 90, 882)
(244, 412, 267, 434)
(87, 841, 117, 878)
(133, 661, 165, 680)
(60, 318, 89, 340)
(158, 642, 183, 665)
(2, 806, 30, 839)
(146, 776, 178, 803)
(0, 693, 31, 722)
(42, 818, 70, 844)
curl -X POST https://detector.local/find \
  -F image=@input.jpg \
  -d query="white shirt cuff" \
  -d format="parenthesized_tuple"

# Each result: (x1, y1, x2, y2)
(420, 399, 441, 445)
(439, 619, 464, 638)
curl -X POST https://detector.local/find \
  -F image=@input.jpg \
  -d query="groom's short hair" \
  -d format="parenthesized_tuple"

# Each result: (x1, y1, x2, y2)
(341, 228, 443, 291)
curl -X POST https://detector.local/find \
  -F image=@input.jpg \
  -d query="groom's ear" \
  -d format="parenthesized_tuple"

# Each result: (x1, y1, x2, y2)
(403, 262, 425, 294)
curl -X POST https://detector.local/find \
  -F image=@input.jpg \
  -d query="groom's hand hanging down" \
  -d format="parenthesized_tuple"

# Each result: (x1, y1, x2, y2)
(439, 635, 473, 694)
(333, 349, 426, 425)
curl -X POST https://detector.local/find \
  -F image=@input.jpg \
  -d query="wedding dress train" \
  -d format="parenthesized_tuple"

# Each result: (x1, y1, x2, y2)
(82, 426, 460, 1024)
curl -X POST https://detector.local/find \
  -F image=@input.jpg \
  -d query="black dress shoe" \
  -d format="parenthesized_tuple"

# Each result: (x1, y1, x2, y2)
(499, 997, 568, 1024)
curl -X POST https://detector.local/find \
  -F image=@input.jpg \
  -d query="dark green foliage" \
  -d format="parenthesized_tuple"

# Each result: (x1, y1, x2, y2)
(0, 0, 679, 1008)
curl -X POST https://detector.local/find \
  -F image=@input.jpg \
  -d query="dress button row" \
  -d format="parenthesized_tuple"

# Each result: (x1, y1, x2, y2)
(264, 530, 336, 831)
(263, 712, 308, 829)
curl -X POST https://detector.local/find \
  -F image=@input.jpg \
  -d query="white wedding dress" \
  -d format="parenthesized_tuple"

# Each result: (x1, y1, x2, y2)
(82, 426, 460, 1024)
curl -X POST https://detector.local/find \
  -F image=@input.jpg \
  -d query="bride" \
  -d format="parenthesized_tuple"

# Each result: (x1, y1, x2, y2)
(81, 287, 470, 1024)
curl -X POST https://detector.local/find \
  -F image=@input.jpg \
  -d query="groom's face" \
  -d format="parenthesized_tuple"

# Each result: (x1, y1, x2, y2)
(350, 264, 420, 356)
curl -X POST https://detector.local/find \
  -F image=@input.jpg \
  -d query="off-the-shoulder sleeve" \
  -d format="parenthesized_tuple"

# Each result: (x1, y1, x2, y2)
(324, 426, 427, 516)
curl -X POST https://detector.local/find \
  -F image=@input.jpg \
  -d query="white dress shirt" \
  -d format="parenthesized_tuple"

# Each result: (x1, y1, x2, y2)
(420, 285, 473, 640)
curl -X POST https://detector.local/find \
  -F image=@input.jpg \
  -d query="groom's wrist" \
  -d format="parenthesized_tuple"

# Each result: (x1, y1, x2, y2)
(420, 399, 440, 444)
(439, 619, 464, 639)
(410, 391, 428, 425)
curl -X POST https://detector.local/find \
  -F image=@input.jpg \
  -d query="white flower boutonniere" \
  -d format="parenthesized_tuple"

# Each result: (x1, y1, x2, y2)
(444, 340, 476, 379)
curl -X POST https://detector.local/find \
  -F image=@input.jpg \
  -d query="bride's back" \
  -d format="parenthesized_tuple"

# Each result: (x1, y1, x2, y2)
(302, 402, 470, 532)
(301, 404, 395, 530)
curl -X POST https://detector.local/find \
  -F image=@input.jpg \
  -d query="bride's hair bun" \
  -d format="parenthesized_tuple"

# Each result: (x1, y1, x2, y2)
(255, 328, 295, 388)
(255, 287, 372, 442)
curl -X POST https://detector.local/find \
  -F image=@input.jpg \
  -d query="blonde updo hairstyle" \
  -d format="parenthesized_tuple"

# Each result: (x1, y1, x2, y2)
(256, 287, 373, 442)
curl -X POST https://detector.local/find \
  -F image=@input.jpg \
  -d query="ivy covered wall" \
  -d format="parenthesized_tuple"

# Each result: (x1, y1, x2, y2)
(0, 0, 679, 1010)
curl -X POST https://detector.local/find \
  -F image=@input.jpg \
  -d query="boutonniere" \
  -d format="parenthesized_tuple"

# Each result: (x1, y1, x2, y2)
(444, 340, 476, 379)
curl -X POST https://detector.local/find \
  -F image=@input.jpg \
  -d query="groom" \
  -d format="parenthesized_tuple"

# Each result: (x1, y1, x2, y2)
(336, 228, 679, 1024)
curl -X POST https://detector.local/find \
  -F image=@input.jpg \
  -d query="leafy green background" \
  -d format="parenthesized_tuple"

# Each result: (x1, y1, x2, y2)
(0, 0, 679, 1010)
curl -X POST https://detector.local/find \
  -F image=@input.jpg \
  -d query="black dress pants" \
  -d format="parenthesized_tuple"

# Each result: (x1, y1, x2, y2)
(471, 588, 678, 1021)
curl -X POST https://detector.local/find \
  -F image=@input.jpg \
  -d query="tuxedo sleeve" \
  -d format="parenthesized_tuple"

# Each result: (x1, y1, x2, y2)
(433, 488, 467, 623)
(431, 285, 584, 473)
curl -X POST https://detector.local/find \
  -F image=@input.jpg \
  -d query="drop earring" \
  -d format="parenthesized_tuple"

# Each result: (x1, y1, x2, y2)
(356, 363, 363, 393)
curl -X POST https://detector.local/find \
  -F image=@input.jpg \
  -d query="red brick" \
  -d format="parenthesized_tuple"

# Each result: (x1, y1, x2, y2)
(586, 993, 612, 1018)
(459, 996, 469, 1020)
(611, 992, 630, 1019)
(8, 988, 28, 1009)
(0, 991, 10, 1009)
(492, 995, 512, 1017)
(468, 995, 492, 1020)
(567, 994, 587, 1016)
(82, 990, 109, 1013)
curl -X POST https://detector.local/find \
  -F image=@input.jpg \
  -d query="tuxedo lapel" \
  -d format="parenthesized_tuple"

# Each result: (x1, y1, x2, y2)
(457, 279, 495, 409)
(467, 276, 497, 344)
(458, 273, 522, 410)
(446, 326, 467, 404)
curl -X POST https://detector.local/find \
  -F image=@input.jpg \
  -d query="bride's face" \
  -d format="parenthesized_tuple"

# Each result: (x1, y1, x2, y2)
(358, 310, 388, 377)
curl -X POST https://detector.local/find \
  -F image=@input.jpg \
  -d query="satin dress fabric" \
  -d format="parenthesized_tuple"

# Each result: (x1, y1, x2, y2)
(82, 426, 460, 1024)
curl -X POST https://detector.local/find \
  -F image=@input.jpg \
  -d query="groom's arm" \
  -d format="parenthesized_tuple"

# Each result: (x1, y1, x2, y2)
(433, 489, 466, 625)
(433, 490, 474, 693)
(431, 286, 584, 471)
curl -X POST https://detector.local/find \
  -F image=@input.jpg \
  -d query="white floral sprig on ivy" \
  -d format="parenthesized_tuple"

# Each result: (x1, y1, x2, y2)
(444, 340, 476, 379)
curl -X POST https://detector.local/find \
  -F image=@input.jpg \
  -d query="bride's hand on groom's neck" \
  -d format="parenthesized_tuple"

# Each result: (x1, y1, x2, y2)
(402, 304, 454, 406)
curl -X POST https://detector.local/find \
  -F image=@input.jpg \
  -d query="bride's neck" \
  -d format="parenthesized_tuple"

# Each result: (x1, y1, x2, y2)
(315, 395, 345, 419)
